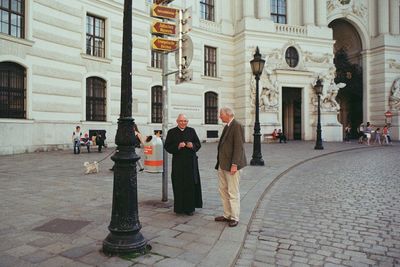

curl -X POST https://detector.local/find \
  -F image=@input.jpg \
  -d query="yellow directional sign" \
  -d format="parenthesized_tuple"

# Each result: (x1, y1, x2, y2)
(151, 21, 176, 35)
(151, 37, 178, 52)
(151, 4, 179, 19)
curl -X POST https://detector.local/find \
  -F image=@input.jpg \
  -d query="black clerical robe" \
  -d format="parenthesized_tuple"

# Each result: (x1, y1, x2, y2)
(164, 126, 203, 214)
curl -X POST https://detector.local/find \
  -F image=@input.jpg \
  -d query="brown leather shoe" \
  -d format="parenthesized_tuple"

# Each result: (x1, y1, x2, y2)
(228, 220, 239, 227)
(214, 216, 230, 222)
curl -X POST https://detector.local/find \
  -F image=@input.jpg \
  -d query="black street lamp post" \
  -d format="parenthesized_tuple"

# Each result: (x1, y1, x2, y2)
(250, 47, 265, 166)
(103, 0, 147, 255)
(314, 78, 324, 150)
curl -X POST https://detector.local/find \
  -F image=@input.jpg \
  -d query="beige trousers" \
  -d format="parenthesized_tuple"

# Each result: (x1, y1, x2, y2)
(218, 167, 241, 221)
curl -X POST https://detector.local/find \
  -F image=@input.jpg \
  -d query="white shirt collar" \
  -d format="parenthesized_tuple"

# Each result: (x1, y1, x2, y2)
(227, 117, 234, 126)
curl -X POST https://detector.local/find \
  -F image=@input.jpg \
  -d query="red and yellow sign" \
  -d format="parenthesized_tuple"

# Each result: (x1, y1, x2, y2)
(151, 21, 176, 35)
(151, 37, 178, 51)
(151, 4, 179, 19)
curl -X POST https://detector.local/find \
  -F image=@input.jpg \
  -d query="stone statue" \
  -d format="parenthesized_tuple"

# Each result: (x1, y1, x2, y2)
(260, 86, 279, 111)
(250, 71, 279, 111)
(389, 78, 400, 110)
(321, 82, 346, 111)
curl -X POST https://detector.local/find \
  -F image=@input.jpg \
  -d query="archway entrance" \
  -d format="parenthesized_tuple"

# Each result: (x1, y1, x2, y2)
(329, 19, 363, 138)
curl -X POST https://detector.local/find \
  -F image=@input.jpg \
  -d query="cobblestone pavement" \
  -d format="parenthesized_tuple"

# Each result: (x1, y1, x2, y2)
(235, 145, 400, 267)
(0, 141, 397, 266)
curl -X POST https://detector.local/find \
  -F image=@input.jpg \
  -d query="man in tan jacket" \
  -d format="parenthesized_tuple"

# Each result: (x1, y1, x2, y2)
(214, 106, 247, 227)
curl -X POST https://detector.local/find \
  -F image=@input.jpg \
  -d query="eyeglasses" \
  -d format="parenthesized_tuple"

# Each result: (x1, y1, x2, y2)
(178, 120, 188, 122)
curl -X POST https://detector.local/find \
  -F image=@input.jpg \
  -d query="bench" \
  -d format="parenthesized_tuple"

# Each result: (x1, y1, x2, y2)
(80, 130, 107, 152)
(263, 133, 278, 143)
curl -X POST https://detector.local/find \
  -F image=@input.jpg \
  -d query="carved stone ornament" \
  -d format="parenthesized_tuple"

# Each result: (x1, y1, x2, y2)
(388, 59, 400, 70)
(327, 0, 367, 23)
(250, 71, 279, 112)
(389, 78, 400, 110)
(303, 51, 332, 64)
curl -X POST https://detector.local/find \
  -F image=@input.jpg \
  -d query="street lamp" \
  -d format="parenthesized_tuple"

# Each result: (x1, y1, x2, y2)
(314, 78, 324, 150)
(103, 0, 147, 255)
(250, 47, 265, 166)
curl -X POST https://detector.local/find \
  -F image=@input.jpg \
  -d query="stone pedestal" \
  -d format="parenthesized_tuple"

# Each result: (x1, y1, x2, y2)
(259, 111, 280, 141)
(313, 111, 343, 142)
(389, 111, 400, 141)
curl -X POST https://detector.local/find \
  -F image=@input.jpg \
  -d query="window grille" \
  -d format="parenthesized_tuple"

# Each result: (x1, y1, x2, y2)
(205, 91, 218, 124)
(86, 77, 106, 121)
(0, 62, 26, 118)
(151, 85, 162, 123)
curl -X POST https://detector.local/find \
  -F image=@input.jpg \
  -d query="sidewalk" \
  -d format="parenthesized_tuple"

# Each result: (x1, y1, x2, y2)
(0, 141, 378, 267)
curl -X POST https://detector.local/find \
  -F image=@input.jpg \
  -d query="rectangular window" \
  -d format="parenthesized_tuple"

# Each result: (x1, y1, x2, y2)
(86, 14, 105, 58)
(204, 46, 217, 77)
(271, 0, 286, 24)
(0, 0, 25, 38)
(200, 0, 215, 21)
(151, 51, 163, 69)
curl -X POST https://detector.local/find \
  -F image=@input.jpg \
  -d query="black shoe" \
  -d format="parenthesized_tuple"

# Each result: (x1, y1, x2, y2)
(185, 212, 194, 216)
(139, 168, 144, 172)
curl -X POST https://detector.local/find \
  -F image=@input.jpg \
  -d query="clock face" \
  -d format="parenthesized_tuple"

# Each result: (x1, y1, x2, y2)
(340, 0, 351, 4)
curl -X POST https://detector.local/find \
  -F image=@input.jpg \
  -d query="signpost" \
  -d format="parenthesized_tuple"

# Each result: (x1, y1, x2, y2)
(150, 2, 193, 202)
(151, 37, 178, 51)
(151, 4, 179, 19)
(151, 21, 176, 35)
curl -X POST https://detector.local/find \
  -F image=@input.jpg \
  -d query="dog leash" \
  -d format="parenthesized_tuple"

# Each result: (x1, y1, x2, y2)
(97, 149, 116, 164)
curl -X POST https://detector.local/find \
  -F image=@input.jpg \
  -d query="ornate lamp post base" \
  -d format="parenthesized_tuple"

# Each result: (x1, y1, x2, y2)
(103, 118, 147, 255)
(103, 231, 147, 254)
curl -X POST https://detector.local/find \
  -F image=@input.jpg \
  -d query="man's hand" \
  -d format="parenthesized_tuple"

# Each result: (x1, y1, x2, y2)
(178, 142, 186, 149)
(186, 142, 193, 149)
(230, 164, 237, 175)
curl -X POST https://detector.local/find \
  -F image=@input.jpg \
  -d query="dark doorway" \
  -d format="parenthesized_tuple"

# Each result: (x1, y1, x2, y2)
(329, 19, 363, 138)
(282, 87, 302, 140)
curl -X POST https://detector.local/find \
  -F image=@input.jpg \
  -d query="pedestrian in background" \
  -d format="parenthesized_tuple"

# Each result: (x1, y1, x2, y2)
(382, 124, 392, 145)
(214, 107, 246, 227)
(72, 126, 82, 154)
(344, 124, 351, 143)
(164, 114, 203, 216)
(134, 124, 145, 172)
(278, 129, 287, 143)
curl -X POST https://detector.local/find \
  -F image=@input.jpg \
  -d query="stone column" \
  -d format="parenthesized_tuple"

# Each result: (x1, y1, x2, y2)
(390, 0, 400, 34)
(378, 0, 390, 34)
(303, 0, 315, 25)
(257, 0, 270, 20)
(235, 0, 243, 21)
(315, 0, 327, 26)
(243, 0, 255, 18)
(221, 0, 232, 23)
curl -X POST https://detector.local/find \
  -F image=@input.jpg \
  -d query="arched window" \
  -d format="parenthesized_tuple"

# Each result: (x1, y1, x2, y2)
(151, 85, 162, 123)
(204, 91, 218, 124)
(271, 0, 286, 24)
(86, 77, 106, 121)
(285, 46, 299, 68)
(0, 61, 26, 118)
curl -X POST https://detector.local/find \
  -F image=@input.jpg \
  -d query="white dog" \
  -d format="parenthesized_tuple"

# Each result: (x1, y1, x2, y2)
(83, 161, 99, 174)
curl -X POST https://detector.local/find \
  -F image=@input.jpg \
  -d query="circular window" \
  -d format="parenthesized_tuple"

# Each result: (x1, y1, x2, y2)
(285, 46, 299, 68)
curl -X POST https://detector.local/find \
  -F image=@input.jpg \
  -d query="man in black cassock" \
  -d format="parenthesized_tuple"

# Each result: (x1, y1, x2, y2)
(164, 114, 203, 216)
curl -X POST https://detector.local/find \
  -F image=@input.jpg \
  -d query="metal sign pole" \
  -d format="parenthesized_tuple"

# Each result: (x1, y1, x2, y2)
(161, 50, 169, 202)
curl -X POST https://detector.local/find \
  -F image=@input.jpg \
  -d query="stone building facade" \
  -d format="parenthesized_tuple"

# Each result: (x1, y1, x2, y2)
(0, 0, 399, 155)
